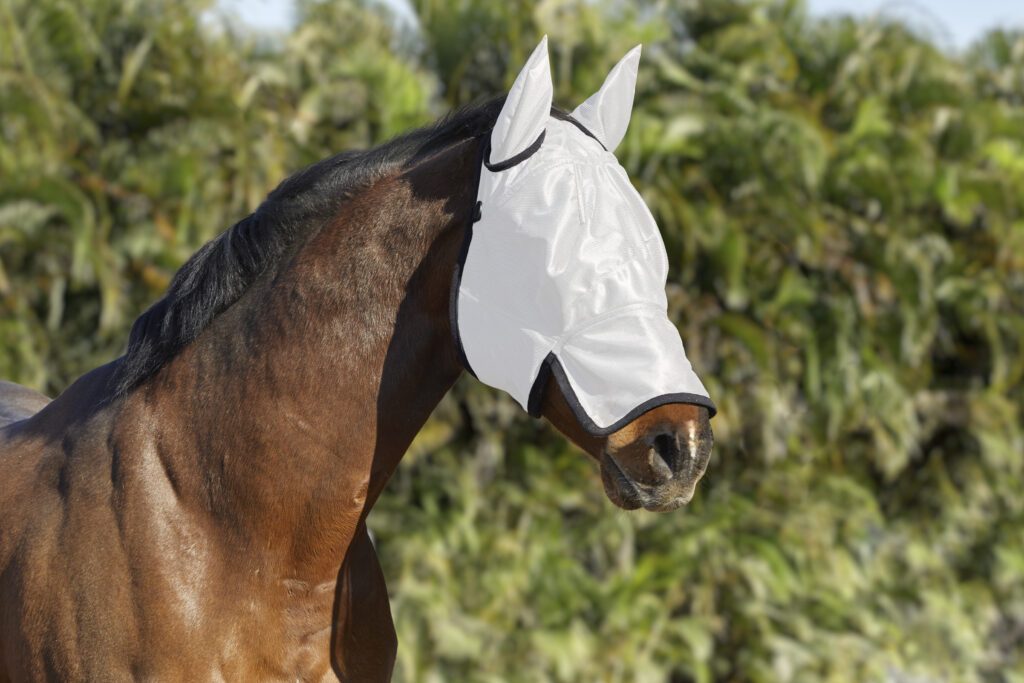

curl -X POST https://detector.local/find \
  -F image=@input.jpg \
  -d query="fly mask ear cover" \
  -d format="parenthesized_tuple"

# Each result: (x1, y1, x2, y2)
(451, 38, 716, 436)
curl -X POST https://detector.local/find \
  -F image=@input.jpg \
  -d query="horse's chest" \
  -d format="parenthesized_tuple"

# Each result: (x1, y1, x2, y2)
(122, 566, 343, 680)
(3, 557, 340, 681)
(0, 467, 337, 681)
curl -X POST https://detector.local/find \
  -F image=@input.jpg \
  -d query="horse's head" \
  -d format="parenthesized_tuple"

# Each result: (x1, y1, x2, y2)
(451, 37, 715, 512)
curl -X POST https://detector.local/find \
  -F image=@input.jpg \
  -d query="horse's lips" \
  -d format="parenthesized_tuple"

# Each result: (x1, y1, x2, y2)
(601, 450, 693, 512)
(601, 450, 643, 509)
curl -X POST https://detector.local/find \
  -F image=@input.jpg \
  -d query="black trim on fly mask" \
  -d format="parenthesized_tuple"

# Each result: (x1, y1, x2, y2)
(483, 129, 547, 172)
(448, 137, 486, 377)
(448, 195, 482, 377)
(526, 352, 717, 437)
(557, 113, 608, 151)
(449, 128, 546, 377)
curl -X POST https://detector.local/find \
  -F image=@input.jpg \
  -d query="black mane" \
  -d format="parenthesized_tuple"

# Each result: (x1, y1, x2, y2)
(114, 97, 506, 396)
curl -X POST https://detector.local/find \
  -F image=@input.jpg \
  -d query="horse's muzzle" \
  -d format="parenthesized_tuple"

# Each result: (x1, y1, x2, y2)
(600, 408, 714, 512)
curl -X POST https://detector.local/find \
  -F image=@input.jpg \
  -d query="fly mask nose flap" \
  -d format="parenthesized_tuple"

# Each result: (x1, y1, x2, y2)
(450, 38, 716, 436)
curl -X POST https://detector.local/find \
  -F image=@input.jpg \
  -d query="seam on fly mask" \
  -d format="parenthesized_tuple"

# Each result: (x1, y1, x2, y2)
(461, 287, 665, 352)
(487, 159, 577, 210)
(457, 288, 558, 345)
(549, 301, 666, 355)
(572, 161, 589, 226)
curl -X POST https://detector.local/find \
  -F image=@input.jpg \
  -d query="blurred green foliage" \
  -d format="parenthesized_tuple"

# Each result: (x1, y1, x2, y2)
(2, 0, 1023, 680)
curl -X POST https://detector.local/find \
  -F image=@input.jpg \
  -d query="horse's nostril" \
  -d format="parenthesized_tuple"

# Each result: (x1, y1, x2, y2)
(648, 432, 679, 477)
(651, 432, 674, 450)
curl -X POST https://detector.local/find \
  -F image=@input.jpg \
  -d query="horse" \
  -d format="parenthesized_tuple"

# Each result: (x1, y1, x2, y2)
(0, 39, 714, 681)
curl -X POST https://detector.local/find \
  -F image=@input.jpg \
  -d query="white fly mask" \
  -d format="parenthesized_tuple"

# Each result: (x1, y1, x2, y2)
(451, 37, 716, 436)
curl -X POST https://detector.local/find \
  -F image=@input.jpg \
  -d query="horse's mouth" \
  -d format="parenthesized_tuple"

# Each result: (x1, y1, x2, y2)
(600, 451, 693, 513)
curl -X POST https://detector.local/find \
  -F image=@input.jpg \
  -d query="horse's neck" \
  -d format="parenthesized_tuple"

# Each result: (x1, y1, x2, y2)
(129, 140, 477, 577)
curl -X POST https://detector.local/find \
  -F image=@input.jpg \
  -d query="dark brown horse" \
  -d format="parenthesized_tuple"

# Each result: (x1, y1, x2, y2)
(0, 76, 713, 683)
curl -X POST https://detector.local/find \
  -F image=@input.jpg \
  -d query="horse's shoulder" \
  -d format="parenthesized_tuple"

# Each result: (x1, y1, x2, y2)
(0, 371, 114, 529)
(0, 387, 60, 574)
(0, 381, 55, 514)
(0, 372, 127, 580)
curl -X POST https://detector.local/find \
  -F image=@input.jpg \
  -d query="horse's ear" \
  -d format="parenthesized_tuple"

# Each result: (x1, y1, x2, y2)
(491, 36, 552, 163)
(571, 44, 641, 151)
